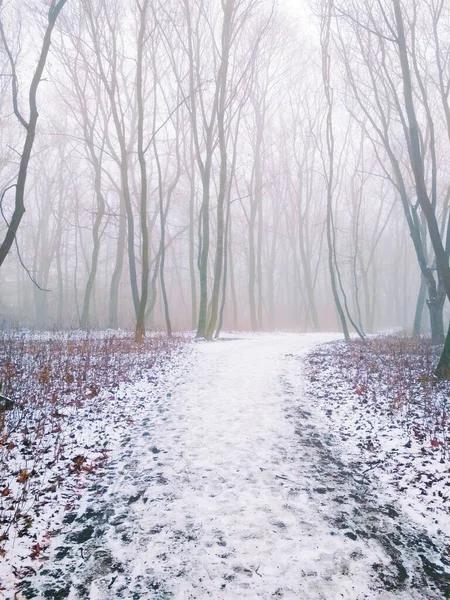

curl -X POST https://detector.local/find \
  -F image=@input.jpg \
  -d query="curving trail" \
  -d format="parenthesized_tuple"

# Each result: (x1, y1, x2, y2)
(27, 333, 449, 599)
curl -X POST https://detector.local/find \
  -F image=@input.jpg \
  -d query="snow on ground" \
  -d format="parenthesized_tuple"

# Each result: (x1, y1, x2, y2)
(306, 339, 450, 538)
(3, 333, 450, 599)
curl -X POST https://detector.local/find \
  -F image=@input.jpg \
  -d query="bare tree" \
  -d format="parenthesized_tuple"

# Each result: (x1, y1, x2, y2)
(0, 0, 69, 268)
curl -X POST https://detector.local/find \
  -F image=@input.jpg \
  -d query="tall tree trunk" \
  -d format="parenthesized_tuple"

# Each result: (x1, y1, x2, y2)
(321, 1, 350, 340)
(81, 158, 105, 330)
(196, 165, 212, 337)
(206, 0, 233, 340)
(188, 141, 197, 329)
(248, 199, 258, 330)
(154, 147, 172, 338)
(215, 193, 232, 339)
(427, 288, 445, 344)
(135, 0, 150, 344)
(228, 214, 238, 329)
(413, 276, 427, 337)
(109, 205, 126, 329)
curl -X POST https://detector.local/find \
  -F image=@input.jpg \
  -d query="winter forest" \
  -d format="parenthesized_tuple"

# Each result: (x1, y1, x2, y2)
(1, 0, 449, 348)
(1, 0, 450, 598)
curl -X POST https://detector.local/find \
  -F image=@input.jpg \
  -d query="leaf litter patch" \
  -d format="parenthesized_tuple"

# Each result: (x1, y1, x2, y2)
(0, 330, 186, 597)
(302, 334, 450, 597)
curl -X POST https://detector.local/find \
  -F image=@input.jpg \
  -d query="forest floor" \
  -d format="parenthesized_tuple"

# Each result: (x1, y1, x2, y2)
(1, 332, 450, 599)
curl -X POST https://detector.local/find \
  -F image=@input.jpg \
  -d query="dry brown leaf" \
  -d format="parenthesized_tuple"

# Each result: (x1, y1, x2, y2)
(18, 469, 28, 484)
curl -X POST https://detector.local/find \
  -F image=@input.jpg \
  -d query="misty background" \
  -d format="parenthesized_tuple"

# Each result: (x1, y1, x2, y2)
(0, 0, 447, 338)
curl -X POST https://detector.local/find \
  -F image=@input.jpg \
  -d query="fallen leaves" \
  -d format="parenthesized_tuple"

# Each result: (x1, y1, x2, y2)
(17, 469, 28, 484)
(70, 455, 86, 473)
(30, 542, 44, 559)
(86, 385, 100, 399)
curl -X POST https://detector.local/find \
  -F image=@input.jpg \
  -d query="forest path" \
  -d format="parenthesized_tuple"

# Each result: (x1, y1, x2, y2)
(29, 333, 449, 599)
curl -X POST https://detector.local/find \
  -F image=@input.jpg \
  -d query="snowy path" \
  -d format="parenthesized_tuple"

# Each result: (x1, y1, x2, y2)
(25, 333, 449, 599)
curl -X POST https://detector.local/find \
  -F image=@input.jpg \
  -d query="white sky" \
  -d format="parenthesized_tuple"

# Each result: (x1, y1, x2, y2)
(283, 0, 310, 17)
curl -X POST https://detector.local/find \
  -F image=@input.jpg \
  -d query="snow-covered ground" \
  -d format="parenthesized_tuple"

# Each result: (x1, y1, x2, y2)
(2, 332, 449, 599)
(307, 338, 450, 539)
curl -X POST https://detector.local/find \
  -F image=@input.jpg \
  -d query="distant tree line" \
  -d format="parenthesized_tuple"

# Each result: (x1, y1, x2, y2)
(1, 0, 450, 374)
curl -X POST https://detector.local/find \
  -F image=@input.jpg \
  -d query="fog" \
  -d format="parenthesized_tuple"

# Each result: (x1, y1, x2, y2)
(0, 0, 448, 341)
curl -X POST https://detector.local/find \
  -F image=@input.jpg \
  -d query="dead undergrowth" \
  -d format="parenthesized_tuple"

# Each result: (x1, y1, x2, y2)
(309, 334, 450, 460)
(0, 330, 182, 560)
(308, 334, 450, 518)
